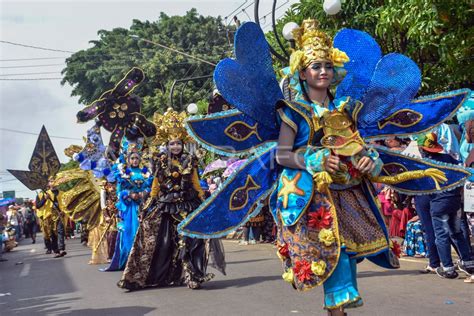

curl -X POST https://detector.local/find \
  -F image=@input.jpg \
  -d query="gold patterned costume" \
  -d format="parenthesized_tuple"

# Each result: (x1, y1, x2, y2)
(118, 109, 220, 291)
(52, 168, 105, 262)
(36, 189, 68, 254)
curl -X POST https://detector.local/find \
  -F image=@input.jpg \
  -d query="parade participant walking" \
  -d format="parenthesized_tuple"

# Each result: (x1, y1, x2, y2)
(118, 109, 218, 290)
(104, 139, 152, 271)
(273, 20, 393, 314)
(177, 19, 471, 316)
(36, 180, 67, 258)
(101, 181, 119, 262)
(23, 201, 37, 244)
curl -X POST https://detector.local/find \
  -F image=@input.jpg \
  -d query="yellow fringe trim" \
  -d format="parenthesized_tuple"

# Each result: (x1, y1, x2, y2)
(341, 236, 389, 255)
(313, 171, 333, 192)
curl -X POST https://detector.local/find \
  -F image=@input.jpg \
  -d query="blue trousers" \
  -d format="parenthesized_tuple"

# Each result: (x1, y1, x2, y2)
(323, 249, 362, 310)
(415, 189, 472, 268)
(415, 195, 440, 268)
(0, 231, 3, 258)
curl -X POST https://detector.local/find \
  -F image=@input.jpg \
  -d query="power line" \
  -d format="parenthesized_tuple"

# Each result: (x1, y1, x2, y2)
(0, 40, 74, 54)
(0, 64, 133, 75)
(0, 128, 82, 141)
(0, 63, 65, 69)
(0, 57, 69, 62)
(241, 8, 252, 21)
(0, 71, 60, 77)
(0, 78, 63, 81)
(259, 0, 290, 21)
(0, 42, 194, 64)
(224, 0, 249, 20)
(0, 60, 199, 81)
(132, 36, 216, 67)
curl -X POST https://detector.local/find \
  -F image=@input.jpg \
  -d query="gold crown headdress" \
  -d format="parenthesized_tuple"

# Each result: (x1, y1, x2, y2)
(289, 19, 349, 75)
(127, 142, 141, 155)
(153, 108, 193, 145)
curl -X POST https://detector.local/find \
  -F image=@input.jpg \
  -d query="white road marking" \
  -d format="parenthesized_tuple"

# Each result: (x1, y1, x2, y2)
(19, 263, 31, 277)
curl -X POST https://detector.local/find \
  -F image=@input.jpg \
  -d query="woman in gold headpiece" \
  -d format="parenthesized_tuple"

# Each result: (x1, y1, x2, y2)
(275, 20, 397, 315)
(118, 108, 215, 290)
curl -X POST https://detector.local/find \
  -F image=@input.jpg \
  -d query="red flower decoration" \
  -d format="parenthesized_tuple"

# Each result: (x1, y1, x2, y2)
(391, 240, 401, 258)
(308, 206, 332, 229)
(278, 244, 290, 258)
(293, 259, 313, 282)
(346, 161, 361, 179)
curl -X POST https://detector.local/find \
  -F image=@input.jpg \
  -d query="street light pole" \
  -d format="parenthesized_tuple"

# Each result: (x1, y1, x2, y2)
(253, 0, 288, 63)
(271, 0, 291, 60)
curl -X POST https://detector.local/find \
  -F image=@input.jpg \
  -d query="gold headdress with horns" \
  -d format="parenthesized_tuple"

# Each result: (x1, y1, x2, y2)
(289, 19, 349, 75)
(153, 108, 193, 145)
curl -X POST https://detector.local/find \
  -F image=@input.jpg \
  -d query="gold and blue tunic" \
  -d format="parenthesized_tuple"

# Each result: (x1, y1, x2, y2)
(274, 97, 394, 309)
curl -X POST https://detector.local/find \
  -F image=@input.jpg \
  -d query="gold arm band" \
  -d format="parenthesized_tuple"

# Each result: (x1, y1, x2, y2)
(371, 168, 447, 191)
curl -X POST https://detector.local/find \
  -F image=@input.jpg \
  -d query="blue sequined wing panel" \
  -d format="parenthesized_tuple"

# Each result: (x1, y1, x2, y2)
(178, 144, 279, 238)
(357, 53, 421, 129)
(359, 89, 471, 139)
(186, 109, 279, 157)
(377, 146, 472, 195)
(334, 28, 382, 101)
(214, 22, 282, 130)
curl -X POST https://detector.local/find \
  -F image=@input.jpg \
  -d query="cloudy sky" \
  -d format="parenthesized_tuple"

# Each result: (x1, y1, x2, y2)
(0, 0, 297, 198)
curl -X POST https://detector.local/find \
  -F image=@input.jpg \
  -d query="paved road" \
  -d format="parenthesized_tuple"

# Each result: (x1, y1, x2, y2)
(0, 235, 472, 315)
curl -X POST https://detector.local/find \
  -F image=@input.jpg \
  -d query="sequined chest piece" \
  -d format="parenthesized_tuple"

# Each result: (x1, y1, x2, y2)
(318, 110, 364, 157)
(159, 156, 192, 193)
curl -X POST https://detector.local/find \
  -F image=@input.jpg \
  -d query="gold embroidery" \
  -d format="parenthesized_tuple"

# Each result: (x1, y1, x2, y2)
(341, 236, 389, 257)
(365, 90, 469, 140)
(283, 100, 315, 145)
(377, 109, 423, 129)
(277, 108, 298, 133)
(371, 168, 447, 191)
(187, 110, 276, 155)
(229, 175, 261, 211)
(378, 149, 470, 194)
(224, 121, 263, 142)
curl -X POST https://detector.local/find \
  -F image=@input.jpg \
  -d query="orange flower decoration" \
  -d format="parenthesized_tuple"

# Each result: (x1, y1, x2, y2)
(308, 206, 332, 229)
(293, 259, 313, 282)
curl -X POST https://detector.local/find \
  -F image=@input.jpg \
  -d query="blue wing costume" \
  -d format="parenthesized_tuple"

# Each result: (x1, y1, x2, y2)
(179, 22, 471, 238)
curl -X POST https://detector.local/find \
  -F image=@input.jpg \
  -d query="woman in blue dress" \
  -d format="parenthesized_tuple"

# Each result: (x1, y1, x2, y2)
(104, 142, 152, 271)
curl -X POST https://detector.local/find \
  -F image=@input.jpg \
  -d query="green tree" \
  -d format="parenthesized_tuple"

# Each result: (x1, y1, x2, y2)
(266, 0, 473, 94)
(62, 9, 233, 116)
